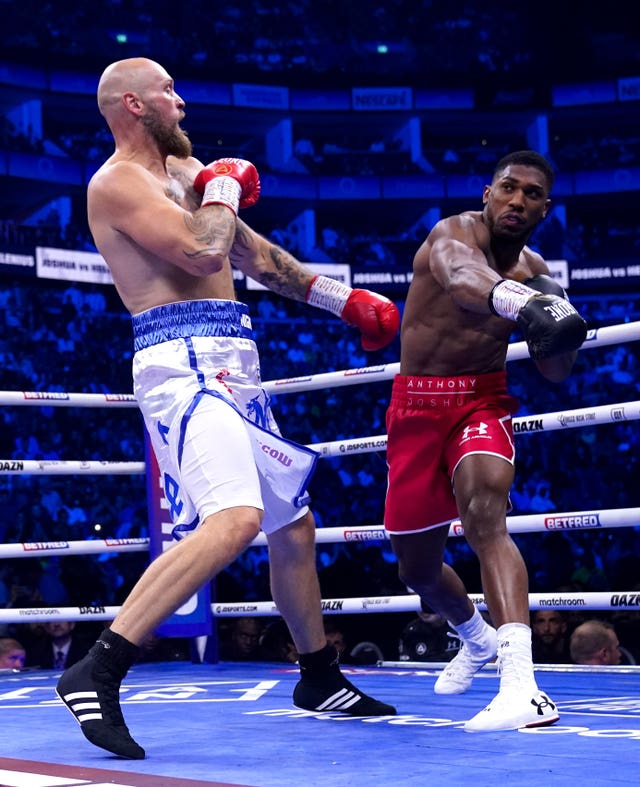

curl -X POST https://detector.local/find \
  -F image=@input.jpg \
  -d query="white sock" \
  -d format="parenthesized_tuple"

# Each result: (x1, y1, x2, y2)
(452, 607, 493, 652)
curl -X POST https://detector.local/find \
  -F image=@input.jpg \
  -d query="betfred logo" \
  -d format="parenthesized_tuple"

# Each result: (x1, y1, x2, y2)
(23, 541, 70, 551)
(23, 391, 70, 400)
(544, 514, 601, 530)
(344, 529, 386, 541)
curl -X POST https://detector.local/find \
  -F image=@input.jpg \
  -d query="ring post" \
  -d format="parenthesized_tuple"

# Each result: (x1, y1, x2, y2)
(145, 434, 216, 661)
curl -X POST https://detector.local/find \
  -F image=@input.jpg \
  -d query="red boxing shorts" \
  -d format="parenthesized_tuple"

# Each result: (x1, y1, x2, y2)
(384, 371, 518, 535)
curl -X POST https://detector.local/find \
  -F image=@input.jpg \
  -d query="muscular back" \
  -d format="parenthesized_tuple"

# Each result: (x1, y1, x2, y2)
(400, 211, 546, 376)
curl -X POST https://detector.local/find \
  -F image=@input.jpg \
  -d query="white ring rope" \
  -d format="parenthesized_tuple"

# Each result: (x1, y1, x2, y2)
(0, 460, 146, 475)
(2, 590, 639, 625)
(0, 320, 637, 407)
(2, 507, 636, 559)
(2, 399, 638, 473)
(307, 399, 640, 457)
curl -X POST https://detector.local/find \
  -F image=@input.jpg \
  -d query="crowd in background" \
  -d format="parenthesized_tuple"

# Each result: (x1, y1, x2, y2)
(5, 2, 629, 87)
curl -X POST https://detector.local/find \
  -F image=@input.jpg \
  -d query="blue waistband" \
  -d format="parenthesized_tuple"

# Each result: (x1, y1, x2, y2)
(132, 300, 254, 351)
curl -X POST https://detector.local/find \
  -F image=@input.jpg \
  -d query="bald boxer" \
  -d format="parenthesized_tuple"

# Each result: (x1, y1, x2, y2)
(57, 57, 399, 760)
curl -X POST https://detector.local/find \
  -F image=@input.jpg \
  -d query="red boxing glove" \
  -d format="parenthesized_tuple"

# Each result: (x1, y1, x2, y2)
(306, 275, 400, 351)
(193, 157, 261, 215)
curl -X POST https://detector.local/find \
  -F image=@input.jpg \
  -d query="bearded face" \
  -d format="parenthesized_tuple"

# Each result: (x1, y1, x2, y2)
(141, 106, 192, 158)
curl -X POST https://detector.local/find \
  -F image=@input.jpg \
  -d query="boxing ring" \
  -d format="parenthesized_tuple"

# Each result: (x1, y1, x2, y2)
(1, 320, 640, 787)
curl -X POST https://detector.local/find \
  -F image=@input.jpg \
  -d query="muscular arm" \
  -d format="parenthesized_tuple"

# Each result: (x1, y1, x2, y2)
(428, 238, 500, 312)
(229, 218, 316, 300)
(88, 160, 236, 276)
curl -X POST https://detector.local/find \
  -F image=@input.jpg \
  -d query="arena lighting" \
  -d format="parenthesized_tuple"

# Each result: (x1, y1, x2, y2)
(376, 44, 388, 54)
(116, 33, 128, 43)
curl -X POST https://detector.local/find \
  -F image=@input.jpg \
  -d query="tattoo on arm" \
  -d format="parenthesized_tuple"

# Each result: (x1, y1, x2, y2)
(182, 210, 234, 260)
(258, 246, 311, 300)
(229, 224, 311, 300)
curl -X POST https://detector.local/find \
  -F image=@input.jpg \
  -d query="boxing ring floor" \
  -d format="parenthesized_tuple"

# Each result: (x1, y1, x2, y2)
(1, 661, 639, 787)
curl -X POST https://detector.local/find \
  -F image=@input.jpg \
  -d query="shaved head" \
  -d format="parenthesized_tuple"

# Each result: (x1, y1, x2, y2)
(97, 58, 168, 119)
(96, 58, 192, 158)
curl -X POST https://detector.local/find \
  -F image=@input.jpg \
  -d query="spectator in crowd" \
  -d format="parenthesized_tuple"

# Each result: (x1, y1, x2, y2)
(25, 621, 93, 671)
(136, 632, 191, 663)
(218, 617, 266, 661)
(569, 619, 631, 665)
(259, 619, 299, 663)
(531, 610, 572, 664)
(0, 637, 26, 670)
(398, 609, 462, 663)
(323, 618, 349, 660)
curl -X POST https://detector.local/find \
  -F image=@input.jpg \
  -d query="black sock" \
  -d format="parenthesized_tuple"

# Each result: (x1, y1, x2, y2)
(298, 644, 339, 677)
(89, 628, 140, 678)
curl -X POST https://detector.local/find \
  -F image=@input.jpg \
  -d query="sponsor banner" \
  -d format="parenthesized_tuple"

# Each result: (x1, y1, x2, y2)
(145, 435, 213, 639)
(343, 366, 386, 377)
(23, 541, 70, 551)
(513, 418, 544, 433)
(618, 76, 640, 102)
(0, 250, 36, 278)
(414, 87, 474, 110)
(36, 246, 114, 284)
(552, 80, 617, 107)
(537, 596, 588, 608)
(352, 86, 412, 110)
(570, 260, 640, 288)
(352, 269, 413, 287)
(545, 259, 569, 290)
(321, 599, 345, 611)
(232, 83, 289, 109)
(290, 87, 351, 111)
(0, 460, 24, 471)
(343, 528, 386, 542)
(361, 597, 392, 610)
(544, 514, 601, 530)
(610, 593, 640, 607)
(214, 604, 260, 614)
(24, 391, 70, 401)
(273, 376, 313, 388)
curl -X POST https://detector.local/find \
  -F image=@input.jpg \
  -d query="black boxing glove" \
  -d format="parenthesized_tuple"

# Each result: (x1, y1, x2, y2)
(489, 279, 587, 360)
(523, 273, 567, 298)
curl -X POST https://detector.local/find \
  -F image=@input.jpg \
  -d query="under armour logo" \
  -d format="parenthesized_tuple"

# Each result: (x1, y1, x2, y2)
(461, 422, 488, 441)
(531, 694, 556, 715)
(97, 641, 111, 649)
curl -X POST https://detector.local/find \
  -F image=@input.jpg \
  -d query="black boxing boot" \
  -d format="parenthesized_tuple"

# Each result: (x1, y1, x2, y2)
(56, 628, 145, 759)
(293, 644, 396, 716)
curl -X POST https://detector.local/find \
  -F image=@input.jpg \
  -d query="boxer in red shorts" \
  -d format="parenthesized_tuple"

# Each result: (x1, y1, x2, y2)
(385, 371, 517, 533)
(384, 150, 587, 732)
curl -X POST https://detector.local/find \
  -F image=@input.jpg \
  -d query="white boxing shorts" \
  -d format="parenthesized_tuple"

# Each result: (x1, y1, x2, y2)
(131, 299, 318, 539)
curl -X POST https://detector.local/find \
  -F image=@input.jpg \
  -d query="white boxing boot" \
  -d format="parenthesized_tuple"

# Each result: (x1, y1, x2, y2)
(434, 607, 497, 695)
(464, 622, 560, 732)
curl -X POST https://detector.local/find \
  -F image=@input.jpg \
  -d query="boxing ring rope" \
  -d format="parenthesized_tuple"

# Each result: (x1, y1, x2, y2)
(1, 507, 638, 559)
(0, 321, 638, 408)
(1, 399, 639, 474)
(1, 589, 639, 625)
(1, 320, 639, 626)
